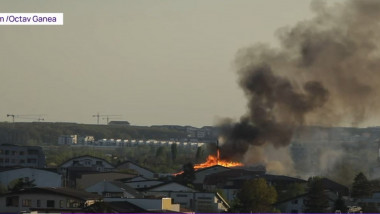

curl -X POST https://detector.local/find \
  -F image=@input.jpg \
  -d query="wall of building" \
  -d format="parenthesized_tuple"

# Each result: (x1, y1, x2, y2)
(0, 144, 45, 168)
(0, 193, 91, 212)
(124, 180, 163, 189)
(117, 162, 154, 179)
(0, 168, 61, 188)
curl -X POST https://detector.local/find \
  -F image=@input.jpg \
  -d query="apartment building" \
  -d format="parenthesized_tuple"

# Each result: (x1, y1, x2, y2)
(0, 144, 46, 168)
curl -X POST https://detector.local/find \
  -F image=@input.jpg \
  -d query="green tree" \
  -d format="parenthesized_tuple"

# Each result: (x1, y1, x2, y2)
(333, 196, 348, 213)
(352, 172, 371, 198)
(156, 146, 165, 158)
(304, 177, 330, 213)
(8, 178, 36, 192)
(195, 146, 202, 161)
(171, 143, 177, 162)
(176, 162, 195, 186)
(234, 178, 277, 213)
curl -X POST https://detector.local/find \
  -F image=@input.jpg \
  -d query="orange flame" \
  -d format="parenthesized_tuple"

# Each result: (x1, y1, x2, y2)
(173, 149, 243, 176)
(193, 152, 243, 170)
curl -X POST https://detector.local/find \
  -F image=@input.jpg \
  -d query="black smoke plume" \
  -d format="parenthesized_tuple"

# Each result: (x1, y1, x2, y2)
(219, 0, 380, 161)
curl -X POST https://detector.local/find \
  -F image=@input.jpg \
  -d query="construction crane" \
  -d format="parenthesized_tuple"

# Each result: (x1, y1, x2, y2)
(7, 114, 45, 123)
(102, 115, 122, 124)
(92, 113, 121, 125)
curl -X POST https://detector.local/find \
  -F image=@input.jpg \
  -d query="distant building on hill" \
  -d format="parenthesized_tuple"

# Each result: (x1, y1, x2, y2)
(0, 144, 46, 168)
(108, 121, 130, 126)
(58, 135, 77, 145)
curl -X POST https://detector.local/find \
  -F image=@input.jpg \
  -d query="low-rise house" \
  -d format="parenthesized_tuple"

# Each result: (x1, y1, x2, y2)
(116, 161, 156, 179)
(275, 193, 309, 213)
(275, 190, 340, 213)
(356, 192, 380, 211)
(0, 187, 100, 213)
(58, 155, 115, 187)
(103, 197, 180, 212)
(143, 182, 229, 212)
(144, 182, 196, 195)
(76, 171, 136, 189)
(58, 155, 114, 173)
(0, 167, 61, 188)
(275, 178, 349, 213)
(193, 165, 230, 189)
(117, 175, 166, 190)
(86, 181, 143, 198)
(85, 201, 147, 213)
(118, 175, 148, 182)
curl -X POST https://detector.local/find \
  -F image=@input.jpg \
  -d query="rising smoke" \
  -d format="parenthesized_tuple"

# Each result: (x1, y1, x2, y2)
(218, 0, 380, 176)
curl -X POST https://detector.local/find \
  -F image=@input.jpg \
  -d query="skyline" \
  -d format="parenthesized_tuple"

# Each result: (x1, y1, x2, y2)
(1, 0, 350, 127)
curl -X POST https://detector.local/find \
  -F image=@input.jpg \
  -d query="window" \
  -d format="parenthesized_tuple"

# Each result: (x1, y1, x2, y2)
(6, 196, 19, 207)
(47, 200, 55, 208)
(11, 151, 16, 155)
(105, 193, 111, 197)
(19, 151, 24, 155)
(292, 199, 298, 204)
(177, 194, 188, 197)
(198, 196, 212, 200)
(96, 161, 102, 165)
(27, 159, 37, 163)
(5, 158, 9, 163)
(5, 150, 9, 155)
(60, 200, 64, 208)
(0, 158, 3, 163)
(22, 199, 32, 207)
(28, 149, 38, 155)
(67, 199, 80, 208)
(37, 200, 41, 207)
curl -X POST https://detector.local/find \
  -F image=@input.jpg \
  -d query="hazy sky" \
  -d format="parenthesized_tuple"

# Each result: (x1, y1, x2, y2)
(0, 1, 323, 126)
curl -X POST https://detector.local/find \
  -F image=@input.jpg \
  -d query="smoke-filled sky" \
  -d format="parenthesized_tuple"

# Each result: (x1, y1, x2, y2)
(0, 0, 357, 127)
